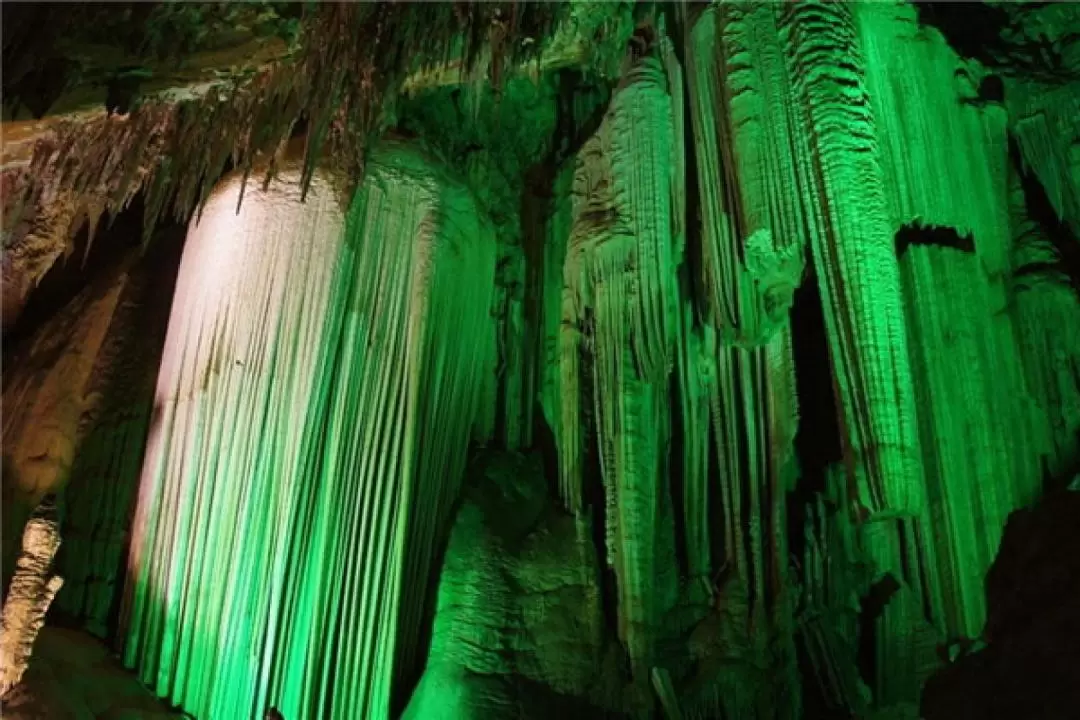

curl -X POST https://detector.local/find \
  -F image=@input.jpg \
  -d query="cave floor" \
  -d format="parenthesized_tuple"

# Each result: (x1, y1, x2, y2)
(2, 627, 183, 719)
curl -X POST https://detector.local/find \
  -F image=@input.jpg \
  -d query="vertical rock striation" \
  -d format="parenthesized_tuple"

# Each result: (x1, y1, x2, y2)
(120, 140, 497, 720)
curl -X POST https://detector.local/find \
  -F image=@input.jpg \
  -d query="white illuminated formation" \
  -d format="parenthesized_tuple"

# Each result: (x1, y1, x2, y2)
(0, 499, 63, 699)
(121, 141, 497, 719)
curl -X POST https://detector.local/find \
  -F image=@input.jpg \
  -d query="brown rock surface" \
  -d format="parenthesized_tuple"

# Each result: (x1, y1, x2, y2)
(0, 627, 182, 719)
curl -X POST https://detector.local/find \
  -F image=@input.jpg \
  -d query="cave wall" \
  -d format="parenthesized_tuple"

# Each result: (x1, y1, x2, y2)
(1, 215, 182, 617)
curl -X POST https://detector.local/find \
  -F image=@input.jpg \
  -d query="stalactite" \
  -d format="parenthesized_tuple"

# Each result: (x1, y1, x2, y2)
(536, 166, 575, 444)
(120, 152, 348, 719)
(0, 497, 63, 699)
(673, 9, 805, 714)
(704, 331, 798, 628)
(779, 1, 931, 707)
(1009, 165, 1080, 480)
(685, 4, 807, 347)
(859, 519, 942, 707)
(5, 3, 567, 252)
(857, 0, 1045, 648)
(675, 314, 713, 581)
(500, 247, 529, 450)
(780, 0, 925, 518)
(558, 48, 681, 673)
(1007, 80, 1080, 234)
(120, 141, 497, 720)
(611, 56, 678, 381)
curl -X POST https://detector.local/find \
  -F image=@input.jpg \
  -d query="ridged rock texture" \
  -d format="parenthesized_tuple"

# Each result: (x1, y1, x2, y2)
(0, 222, 178, 591)
(118, 142, 497, 720)
(402, 451, 626, 719)
(0, 497, 63, 698)
(857, 6, 1045, 701)
(2, 1, 1078, 719)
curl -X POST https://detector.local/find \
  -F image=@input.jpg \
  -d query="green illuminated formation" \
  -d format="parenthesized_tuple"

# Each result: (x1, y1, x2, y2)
(119, 144, 497, 719)
(558, 51, 682, 672)
(2, 2, 1079, 719)
(859, 4, 1044, 668)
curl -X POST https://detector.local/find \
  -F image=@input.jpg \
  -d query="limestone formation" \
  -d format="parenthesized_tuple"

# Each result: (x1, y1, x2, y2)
(1, 3, 1078, 719)
(0, 498, 63, 699)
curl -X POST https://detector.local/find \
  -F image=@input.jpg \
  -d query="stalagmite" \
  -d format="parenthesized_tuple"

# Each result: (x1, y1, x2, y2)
(0, 497, 64, 699)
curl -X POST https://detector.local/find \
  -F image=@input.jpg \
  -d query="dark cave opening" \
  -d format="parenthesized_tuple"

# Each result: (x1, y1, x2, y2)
(857, 572, 902, 692)
(704, 411, 725, 584)
(579, 338, 625, 667)
(914, 3, 1013, 69)
(788, 272, 843, 560)
(1010, 138, 1080, 301)
(668, 368, 692, 581)
(789, 269, 847, 717)
(1008, 137, 1080, 489)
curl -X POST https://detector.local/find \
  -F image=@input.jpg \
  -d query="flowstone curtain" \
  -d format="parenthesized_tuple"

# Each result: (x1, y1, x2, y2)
(858, 1, 1044, 654)
(121, 142, 497, 720)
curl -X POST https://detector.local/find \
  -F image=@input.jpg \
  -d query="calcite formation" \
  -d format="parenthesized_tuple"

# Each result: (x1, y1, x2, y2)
(118, 141, 497, 720)
(0, 498, 63, 699)
(1, 2, 1078, 719)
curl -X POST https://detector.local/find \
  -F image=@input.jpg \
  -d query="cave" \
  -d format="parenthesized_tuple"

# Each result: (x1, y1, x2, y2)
(1, 2, 1078, 719)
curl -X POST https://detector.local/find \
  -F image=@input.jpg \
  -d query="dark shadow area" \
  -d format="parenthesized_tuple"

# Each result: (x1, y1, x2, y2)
(49, 221, 185, 642)
(921, 490, 1080, 720)
(578, 320, 623, 664)
(788, 272, 843, 559)
(895, 224, 975, 259)
(789, 271, 847, 715)
(668, 366, 691, 580)
(915, 3, 1075, 82)
(4, 202, 142, 351)
(914, 3, 1013, 68)
(856, 573, 901, 691)
(1009, 138, 1080, 300)
(3, 192, 184, 353)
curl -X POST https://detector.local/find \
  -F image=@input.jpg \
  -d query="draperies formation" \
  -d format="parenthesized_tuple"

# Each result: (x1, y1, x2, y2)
(121, 144, 497, 719)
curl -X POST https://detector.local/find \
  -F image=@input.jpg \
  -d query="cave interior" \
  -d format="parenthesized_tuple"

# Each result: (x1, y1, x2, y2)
(0, 2, 1078, 719)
